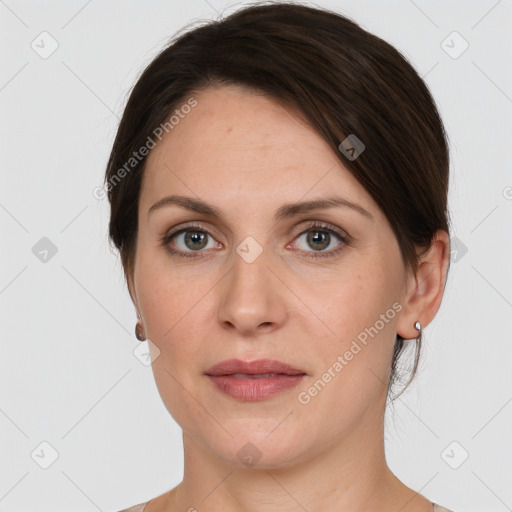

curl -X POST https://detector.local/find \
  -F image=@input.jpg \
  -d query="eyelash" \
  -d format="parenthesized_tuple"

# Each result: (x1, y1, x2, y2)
(159, 221, 351, 260)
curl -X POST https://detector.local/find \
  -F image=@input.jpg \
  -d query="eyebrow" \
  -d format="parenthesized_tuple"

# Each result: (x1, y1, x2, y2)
(148, 194, 373, 222)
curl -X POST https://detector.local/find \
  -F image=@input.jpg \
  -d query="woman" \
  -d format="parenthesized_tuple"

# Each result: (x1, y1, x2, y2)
(104, 2, 454, 511)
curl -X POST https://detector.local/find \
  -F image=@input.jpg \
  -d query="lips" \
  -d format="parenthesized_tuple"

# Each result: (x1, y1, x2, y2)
(205, 359, 306, 401)
(205, 358, 306, 377)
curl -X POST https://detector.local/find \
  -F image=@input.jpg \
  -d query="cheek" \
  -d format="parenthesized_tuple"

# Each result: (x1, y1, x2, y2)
(136, 262, 216, 424)
(320, 268, 390, 336)
(296, 276, 399, 440)
(136, 248, 211, 341)
(310, 261, 401, 383)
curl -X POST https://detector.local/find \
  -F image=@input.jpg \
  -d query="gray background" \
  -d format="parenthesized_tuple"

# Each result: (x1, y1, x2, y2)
(1, 1, 511, 511)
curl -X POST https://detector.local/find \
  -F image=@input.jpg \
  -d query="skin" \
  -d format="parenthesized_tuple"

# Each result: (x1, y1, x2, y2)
(126, 85, 450, 512)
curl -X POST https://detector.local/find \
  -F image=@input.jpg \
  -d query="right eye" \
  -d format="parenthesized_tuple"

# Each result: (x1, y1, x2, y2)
(160, 223, 222, 259)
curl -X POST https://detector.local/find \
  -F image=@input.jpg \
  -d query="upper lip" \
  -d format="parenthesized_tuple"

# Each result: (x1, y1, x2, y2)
(205, 358, 306, 376)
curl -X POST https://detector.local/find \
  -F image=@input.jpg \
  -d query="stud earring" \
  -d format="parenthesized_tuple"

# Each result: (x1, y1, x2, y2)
(414, 321, 421, 334)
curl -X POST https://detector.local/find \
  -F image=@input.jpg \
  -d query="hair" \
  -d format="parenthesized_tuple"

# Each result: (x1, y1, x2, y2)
(104, 1, 451, 402)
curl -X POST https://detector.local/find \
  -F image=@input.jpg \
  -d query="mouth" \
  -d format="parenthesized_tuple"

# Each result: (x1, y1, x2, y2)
(205, 359, 306, 401)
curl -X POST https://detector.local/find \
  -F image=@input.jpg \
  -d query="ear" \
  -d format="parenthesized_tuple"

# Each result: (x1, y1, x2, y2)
(396, 230, 451, 339)
(126, 269, 139, 313)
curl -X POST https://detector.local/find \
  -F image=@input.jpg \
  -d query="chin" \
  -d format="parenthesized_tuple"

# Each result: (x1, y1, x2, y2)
(204, 428, 308, 470)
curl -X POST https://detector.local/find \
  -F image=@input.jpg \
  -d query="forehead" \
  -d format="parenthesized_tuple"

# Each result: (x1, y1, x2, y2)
(140, 85, 376, 218)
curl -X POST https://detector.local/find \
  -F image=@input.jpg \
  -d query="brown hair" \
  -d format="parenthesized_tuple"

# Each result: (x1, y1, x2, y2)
(104, 1, 451, 401)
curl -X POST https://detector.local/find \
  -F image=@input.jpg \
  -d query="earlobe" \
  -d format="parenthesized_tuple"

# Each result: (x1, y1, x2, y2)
(396, 230, 450, 339)
(135, 312, 146, 341)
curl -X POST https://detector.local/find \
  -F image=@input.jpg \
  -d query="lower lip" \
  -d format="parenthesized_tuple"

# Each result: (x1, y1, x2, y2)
(207, 374, 305, 401)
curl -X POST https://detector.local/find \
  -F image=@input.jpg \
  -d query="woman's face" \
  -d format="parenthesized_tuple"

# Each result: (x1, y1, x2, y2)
(130, 85, 415, 468)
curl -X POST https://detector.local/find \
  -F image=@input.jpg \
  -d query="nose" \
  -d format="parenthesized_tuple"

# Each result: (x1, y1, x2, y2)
(217, 245, 288, 337)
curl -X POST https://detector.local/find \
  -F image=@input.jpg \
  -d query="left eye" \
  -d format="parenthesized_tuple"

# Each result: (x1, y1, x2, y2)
(293, 227, 343, 253)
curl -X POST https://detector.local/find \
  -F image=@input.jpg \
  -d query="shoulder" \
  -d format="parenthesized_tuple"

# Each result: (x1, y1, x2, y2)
(433, 504, 455, 512)
(118, 499, 454, 512)
(117, 501, 150, 512)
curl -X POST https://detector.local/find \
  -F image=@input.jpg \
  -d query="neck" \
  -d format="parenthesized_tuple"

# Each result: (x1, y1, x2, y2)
(165, 396, 431, 512)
